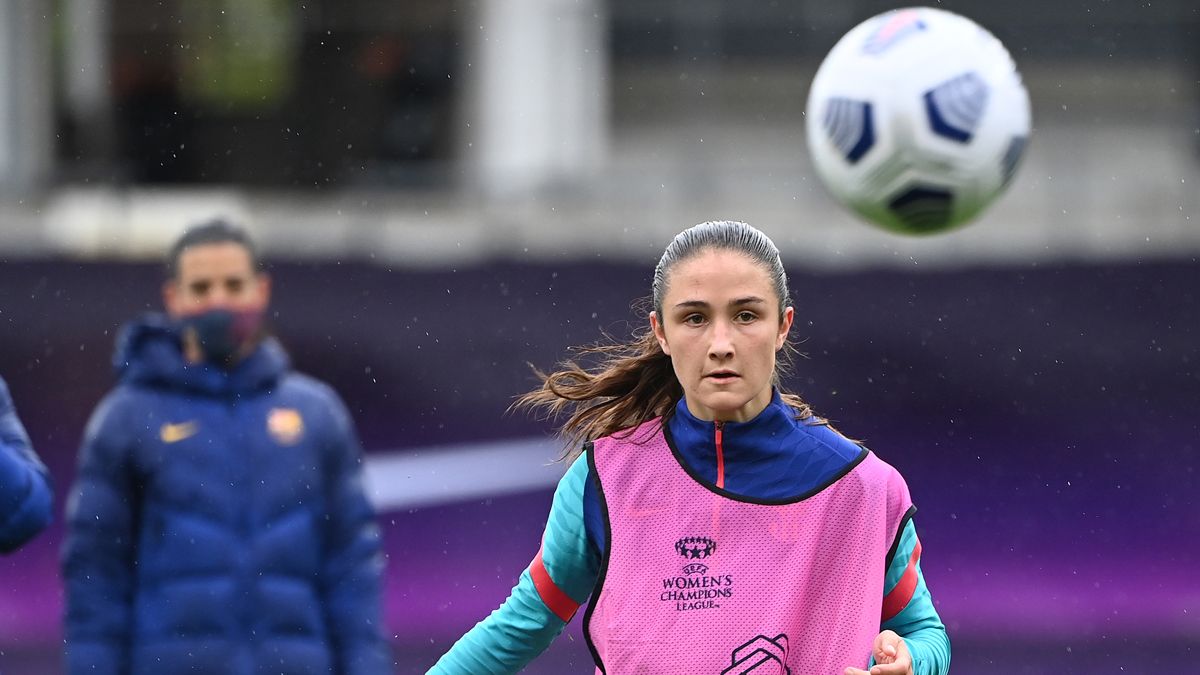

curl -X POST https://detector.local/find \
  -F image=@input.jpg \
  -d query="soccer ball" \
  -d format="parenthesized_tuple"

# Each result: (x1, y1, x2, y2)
(805, 7, 1031, 235)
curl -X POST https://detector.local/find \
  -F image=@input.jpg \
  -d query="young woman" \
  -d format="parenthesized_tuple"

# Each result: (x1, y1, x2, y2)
(430, 221, 950, 675)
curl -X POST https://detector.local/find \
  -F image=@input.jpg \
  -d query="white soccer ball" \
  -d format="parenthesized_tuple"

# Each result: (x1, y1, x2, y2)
(805, 7, 1031, 235)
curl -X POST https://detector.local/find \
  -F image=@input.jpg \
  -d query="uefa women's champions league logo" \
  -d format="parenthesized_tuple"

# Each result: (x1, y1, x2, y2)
(662, 537, 731, 612)
(675, 536, 717, 560)
(676, 537, 717, 575)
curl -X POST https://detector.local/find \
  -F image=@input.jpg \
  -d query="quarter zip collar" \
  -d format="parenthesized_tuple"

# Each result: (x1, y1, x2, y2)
(667, 390, 797, 489)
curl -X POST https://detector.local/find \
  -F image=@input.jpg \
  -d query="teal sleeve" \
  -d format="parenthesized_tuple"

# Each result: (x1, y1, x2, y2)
(880, 519, 951, 675)
(428, 453, 600, 674)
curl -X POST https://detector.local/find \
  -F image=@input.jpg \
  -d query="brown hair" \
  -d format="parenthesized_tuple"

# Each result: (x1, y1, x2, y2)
(167, 218, 260, 279)
(515, 221, 822, 459)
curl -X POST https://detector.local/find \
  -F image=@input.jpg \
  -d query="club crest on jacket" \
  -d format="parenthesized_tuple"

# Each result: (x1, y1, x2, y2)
(267, 408, 304, 445)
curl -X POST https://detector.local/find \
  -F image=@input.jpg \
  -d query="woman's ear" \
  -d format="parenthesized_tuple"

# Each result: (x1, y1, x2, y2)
(776, 306, 794, 350)
(650, 311, 671, 355)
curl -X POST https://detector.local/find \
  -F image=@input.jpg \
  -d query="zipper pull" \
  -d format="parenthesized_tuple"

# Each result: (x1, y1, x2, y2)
(714, 421, 725, 489)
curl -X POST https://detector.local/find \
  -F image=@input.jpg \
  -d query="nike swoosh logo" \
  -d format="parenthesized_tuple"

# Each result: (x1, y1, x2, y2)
(160, 421, 198, 444)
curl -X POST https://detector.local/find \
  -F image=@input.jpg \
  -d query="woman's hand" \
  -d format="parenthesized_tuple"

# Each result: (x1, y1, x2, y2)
(843, 630, 913, 675)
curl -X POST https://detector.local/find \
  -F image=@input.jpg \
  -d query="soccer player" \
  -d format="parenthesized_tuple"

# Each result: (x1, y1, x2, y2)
(62, 219, 389, 674)
(431, 221, 949, 674)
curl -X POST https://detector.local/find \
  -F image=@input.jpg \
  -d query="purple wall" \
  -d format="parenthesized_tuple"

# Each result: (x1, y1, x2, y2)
(1, 257, 1196, 673)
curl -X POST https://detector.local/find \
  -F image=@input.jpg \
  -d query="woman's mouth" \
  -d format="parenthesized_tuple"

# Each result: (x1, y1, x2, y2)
(705, 370, 739, 381)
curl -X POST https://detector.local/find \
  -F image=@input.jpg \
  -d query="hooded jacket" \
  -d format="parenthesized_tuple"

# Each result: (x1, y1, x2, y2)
(0, 375, 53, 552)
(62, 314, 388, 675)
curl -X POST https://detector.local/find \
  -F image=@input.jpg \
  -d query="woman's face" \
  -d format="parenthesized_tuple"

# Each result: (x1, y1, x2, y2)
(651, 248, 793, 423)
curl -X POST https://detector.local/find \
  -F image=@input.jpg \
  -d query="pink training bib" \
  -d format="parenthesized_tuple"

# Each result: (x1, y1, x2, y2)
(584, 419, 912, 674)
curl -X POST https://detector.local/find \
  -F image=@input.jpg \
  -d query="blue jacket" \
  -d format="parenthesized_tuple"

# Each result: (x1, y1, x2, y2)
(62, 315, 389, 675)
(0, 375, 53, 552)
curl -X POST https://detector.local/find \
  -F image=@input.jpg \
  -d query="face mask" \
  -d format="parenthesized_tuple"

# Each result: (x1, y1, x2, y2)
(179, 308, 264, 365)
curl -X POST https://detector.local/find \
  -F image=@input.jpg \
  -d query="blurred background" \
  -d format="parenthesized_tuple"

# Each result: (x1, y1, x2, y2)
(0, 0, 1197, 672)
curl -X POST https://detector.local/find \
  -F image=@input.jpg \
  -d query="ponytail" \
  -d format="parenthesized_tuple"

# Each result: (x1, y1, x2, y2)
(513, 316, 680, 459)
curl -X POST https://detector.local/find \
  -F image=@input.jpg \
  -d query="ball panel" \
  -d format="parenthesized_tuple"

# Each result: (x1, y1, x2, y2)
(887, 184, 955, 234)
(923, 72, 990, 143)
(1000, 135, 1028, 187)
(822, 98, 876, 165)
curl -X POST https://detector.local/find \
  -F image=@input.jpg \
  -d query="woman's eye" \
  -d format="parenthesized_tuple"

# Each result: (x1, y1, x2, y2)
(735, 311, 757, 322)
(683, 314, 705, 325)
